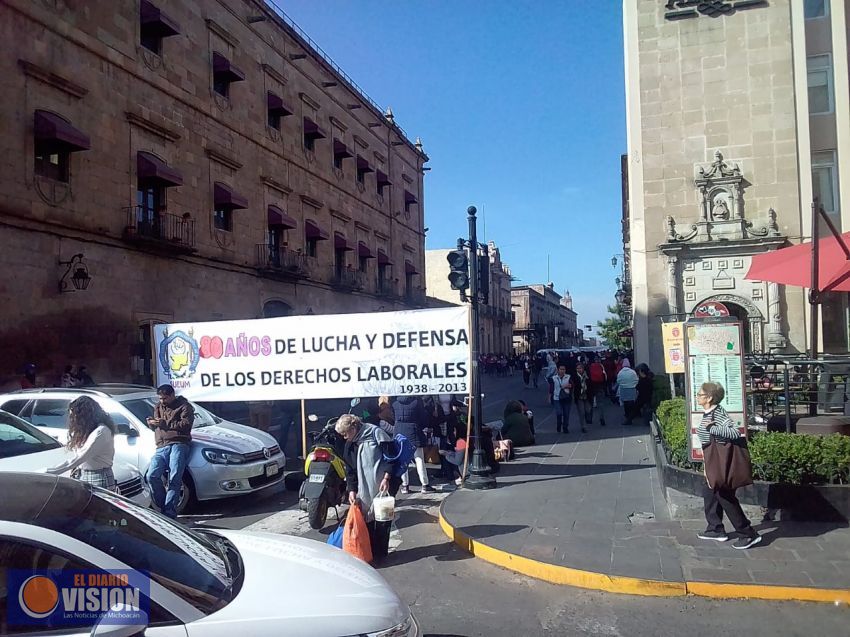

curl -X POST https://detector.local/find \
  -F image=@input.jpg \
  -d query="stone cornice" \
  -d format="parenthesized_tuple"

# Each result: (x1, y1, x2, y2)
(261, 63, 287, 87)
(329, 116, 347, 132)
(374, 230, 390, 241)
(658, 236, 788, 256)
(330, 209, 351, 222)
(300, 194, 323, 209)
(125, 111, 181, 142)
(205, 146, 243, 171)
(206, 19, 239, 48)
(299, 92, 320, 110)
(355, 221, 371, 232)
(353, 135, 369, 149)
(19, 59, 87, 98)
(260, 175, 291, 195)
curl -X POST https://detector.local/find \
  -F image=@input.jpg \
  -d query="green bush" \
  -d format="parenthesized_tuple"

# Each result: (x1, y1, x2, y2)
(651, 374, 672, 411)
(654, 397, 850, 485)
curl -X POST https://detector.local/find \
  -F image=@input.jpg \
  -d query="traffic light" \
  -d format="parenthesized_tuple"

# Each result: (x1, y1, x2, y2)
(446, 249, 469, 290)
(478, 254, 489, 305)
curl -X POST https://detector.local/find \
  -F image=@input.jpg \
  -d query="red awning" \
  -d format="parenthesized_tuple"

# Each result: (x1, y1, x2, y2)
(334, 232, 354, 251)
(746, 231, 850, 293)
(356, 155, 374, 173)
(34, 110, 90, 152)
(405, 260, 418, 275)
(212, 52, 245, 83)
(358, 242, 375, 258)
(267, 92, 293, 116)
(140, 0, 180, 37)
(213, 182, 248, 209)
(377, 249, 392, 265)
(267, 205, 296, 229)
(303, 117, 326, 139)
(376, 170, 392, 186)
(333, 139, 352, 158)
(137, 152, 182, 187)
(305, 219, 329, 240)
(404, 190, 418, 205)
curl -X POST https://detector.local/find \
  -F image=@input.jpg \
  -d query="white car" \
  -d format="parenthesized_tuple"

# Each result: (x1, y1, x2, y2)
(0, 473, 419, 637)
(0, 386, 285, 514)
(0, 410, 150, 508)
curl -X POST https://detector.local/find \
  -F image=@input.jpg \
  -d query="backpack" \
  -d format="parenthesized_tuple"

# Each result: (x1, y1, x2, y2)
(590, 362, 606, 384)
(376, 431, 416, 478)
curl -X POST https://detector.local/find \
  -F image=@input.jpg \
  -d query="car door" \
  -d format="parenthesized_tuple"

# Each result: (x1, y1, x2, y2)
(0, 538, 188, 636)
(28, 398, 73, 444)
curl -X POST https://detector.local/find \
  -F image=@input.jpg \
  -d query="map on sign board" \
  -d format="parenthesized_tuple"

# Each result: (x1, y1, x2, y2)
(686, 323, 741, 356)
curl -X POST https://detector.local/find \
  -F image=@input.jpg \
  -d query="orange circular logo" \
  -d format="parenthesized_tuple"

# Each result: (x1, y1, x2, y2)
(19, 575, 59, 618)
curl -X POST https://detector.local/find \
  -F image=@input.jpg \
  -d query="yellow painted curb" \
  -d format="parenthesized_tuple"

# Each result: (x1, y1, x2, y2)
(438, 511, 685, 597)
(439, 510, 850, 604)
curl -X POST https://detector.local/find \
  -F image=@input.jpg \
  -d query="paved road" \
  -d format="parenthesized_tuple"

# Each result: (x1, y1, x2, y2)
(183, 373, 850, 635)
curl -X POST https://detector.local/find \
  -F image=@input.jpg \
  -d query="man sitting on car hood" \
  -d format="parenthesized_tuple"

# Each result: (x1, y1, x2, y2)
(145, 384, 194, 518)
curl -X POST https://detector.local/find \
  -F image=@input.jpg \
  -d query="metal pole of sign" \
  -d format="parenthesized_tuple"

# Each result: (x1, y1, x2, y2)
(783, 366, 792, 434)
(464, 206, 496, 490)
(300, 399, 307, 460)
(809, 200, 820, 359)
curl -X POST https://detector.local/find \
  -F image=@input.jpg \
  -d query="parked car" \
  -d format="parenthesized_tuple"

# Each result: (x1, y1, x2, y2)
(0, 409, 150, 508)
(0, 473, 419, 637)
(0, 385, 285, 514)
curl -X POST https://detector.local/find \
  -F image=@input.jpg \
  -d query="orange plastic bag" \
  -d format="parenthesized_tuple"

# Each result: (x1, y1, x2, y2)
(343, 503, 373, 564)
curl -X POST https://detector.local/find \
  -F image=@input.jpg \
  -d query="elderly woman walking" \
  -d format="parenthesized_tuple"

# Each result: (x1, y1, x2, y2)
(615, 360, 639, 426)
(336, 414, 400, 560)
(46, 396, 117, 491)
(696, 382, 761, 550)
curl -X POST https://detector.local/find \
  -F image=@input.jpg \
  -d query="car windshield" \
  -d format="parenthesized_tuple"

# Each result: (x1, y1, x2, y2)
(35, 486, 237, 615)
(0, 411, 61, 458)
(120, 398, 218, 428)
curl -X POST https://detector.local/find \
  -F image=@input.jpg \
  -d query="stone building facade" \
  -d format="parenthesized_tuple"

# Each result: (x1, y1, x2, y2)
(0, 0, 428, 387)
(424, 241, 514, 354)
(624, 0, 850, 371)
(512, 284, 581, 353)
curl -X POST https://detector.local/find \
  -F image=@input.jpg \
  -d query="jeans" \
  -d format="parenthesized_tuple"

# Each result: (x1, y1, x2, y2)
(554, 398, 572, 430)
(401, 447, 430, 487)
(147, 443, 190, 518)
(703, 483, 756, 535)
(575, 398, 594, 425)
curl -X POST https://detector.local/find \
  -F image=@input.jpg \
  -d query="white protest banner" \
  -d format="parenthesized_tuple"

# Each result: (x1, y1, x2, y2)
(152, 306, 470, 401)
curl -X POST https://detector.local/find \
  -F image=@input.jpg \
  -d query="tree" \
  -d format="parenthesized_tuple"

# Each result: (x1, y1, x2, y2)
(596, 305, 631, 350)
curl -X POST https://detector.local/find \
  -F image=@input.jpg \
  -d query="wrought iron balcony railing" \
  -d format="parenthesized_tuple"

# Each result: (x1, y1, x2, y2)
(123, 206, 195, 251)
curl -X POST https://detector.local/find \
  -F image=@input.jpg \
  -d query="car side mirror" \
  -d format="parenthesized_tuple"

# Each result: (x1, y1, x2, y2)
(350, 398, 361, 408)
(90, 603, 147, 637)
(116, 423, 139, 438)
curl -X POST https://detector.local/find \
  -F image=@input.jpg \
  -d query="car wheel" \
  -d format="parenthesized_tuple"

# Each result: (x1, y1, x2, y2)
(175, 474, 195, 515)
(307, 493, 328, 529)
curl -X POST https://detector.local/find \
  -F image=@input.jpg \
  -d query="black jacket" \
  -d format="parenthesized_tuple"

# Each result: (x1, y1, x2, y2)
(636, 375, 654, 408)
(391, 396, 427, 448)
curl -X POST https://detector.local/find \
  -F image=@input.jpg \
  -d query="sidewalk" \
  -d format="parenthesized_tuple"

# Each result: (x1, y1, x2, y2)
(441, 391, 850, 602)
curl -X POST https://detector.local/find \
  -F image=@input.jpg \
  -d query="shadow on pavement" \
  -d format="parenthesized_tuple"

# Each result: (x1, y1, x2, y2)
(455, 524, 527, 539)
(378, 541, 471, 567)
(754, 519, 850, 548)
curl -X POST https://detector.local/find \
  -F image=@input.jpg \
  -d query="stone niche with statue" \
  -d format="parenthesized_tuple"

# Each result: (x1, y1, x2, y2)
(658, 150, 789, 353)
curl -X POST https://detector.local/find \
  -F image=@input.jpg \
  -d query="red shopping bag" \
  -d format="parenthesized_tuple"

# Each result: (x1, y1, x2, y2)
(343, 503, 373, 564)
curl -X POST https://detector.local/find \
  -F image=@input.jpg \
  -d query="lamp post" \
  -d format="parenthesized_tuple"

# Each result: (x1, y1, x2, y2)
(464, 205, 496, 490)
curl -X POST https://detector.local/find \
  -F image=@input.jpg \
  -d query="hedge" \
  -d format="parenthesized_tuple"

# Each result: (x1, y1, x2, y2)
(654, 397, 850, 485)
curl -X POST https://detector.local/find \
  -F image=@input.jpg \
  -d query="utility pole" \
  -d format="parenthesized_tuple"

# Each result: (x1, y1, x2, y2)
(463, 206, 496, 489)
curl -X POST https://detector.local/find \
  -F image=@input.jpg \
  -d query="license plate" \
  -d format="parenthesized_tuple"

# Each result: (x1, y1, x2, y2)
(265, 462, 279, 477)
(309, 473, 325, 483)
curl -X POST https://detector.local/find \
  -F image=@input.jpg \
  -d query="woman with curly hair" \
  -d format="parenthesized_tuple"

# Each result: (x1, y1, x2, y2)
(46, 396, 117, 491)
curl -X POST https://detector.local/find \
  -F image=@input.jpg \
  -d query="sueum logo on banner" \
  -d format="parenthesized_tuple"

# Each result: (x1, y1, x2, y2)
(7, 569, 150, 628)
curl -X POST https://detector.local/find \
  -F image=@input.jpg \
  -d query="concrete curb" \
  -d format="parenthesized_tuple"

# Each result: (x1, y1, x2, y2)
(438, 506, 850, 604)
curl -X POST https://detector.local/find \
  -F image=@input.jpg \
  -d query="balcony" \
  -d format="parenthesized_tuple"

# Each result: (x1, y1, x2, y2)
(122, 206, 195, 253)
(331, 266, 365, 291)
(256, 244, 309, 280)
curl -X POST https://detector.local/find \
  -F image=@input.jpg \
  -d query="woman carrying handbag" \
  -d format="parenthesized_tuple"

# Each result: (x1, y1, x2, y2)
(696, 382, 761, 550)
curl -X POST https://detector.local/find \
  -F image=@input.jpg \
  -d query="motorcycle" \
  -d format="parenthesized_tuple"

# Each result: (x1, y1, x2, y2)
(299, 398, 360, 529)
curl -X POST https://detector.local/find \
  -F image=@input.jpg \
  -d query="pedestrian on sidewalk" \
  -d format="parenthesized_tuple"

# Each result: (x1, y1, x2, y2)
(696, 382, 762, 550)
(501, 400, 534, 446)
(336, 414, 400, 560)
(391, 395, 434, 494)
(552, 364, 573, 433)
(615, 361, 639, 426)
(635, 363, 655, 426)
(572, 363, 594, 434)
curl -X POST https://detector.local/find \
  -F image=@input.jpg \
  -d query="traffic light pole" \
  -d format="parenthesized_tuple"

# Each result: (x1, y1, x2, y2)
(463, 206, 496, 490)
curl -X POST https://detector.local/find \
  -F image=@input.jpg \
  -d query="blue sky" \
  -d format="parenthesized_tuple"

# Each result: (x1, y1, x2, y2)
(277, 1, 626, 329)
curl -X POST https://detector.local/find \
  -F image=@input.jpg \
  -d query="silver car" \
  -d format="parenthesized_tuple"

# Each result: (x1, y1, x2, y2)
(0, 385, 285, 514)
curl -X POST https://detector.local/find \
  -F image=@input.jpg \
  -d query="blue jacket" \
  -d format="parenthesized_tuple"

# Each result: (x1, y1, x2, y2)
(391, 396, 427, 448)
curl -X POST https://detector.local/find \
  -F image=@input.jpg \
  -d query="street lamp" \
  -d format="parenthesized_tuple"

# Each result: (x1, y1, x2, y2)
(611, 255, 618, 268)
(615, 288, 627, 306)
